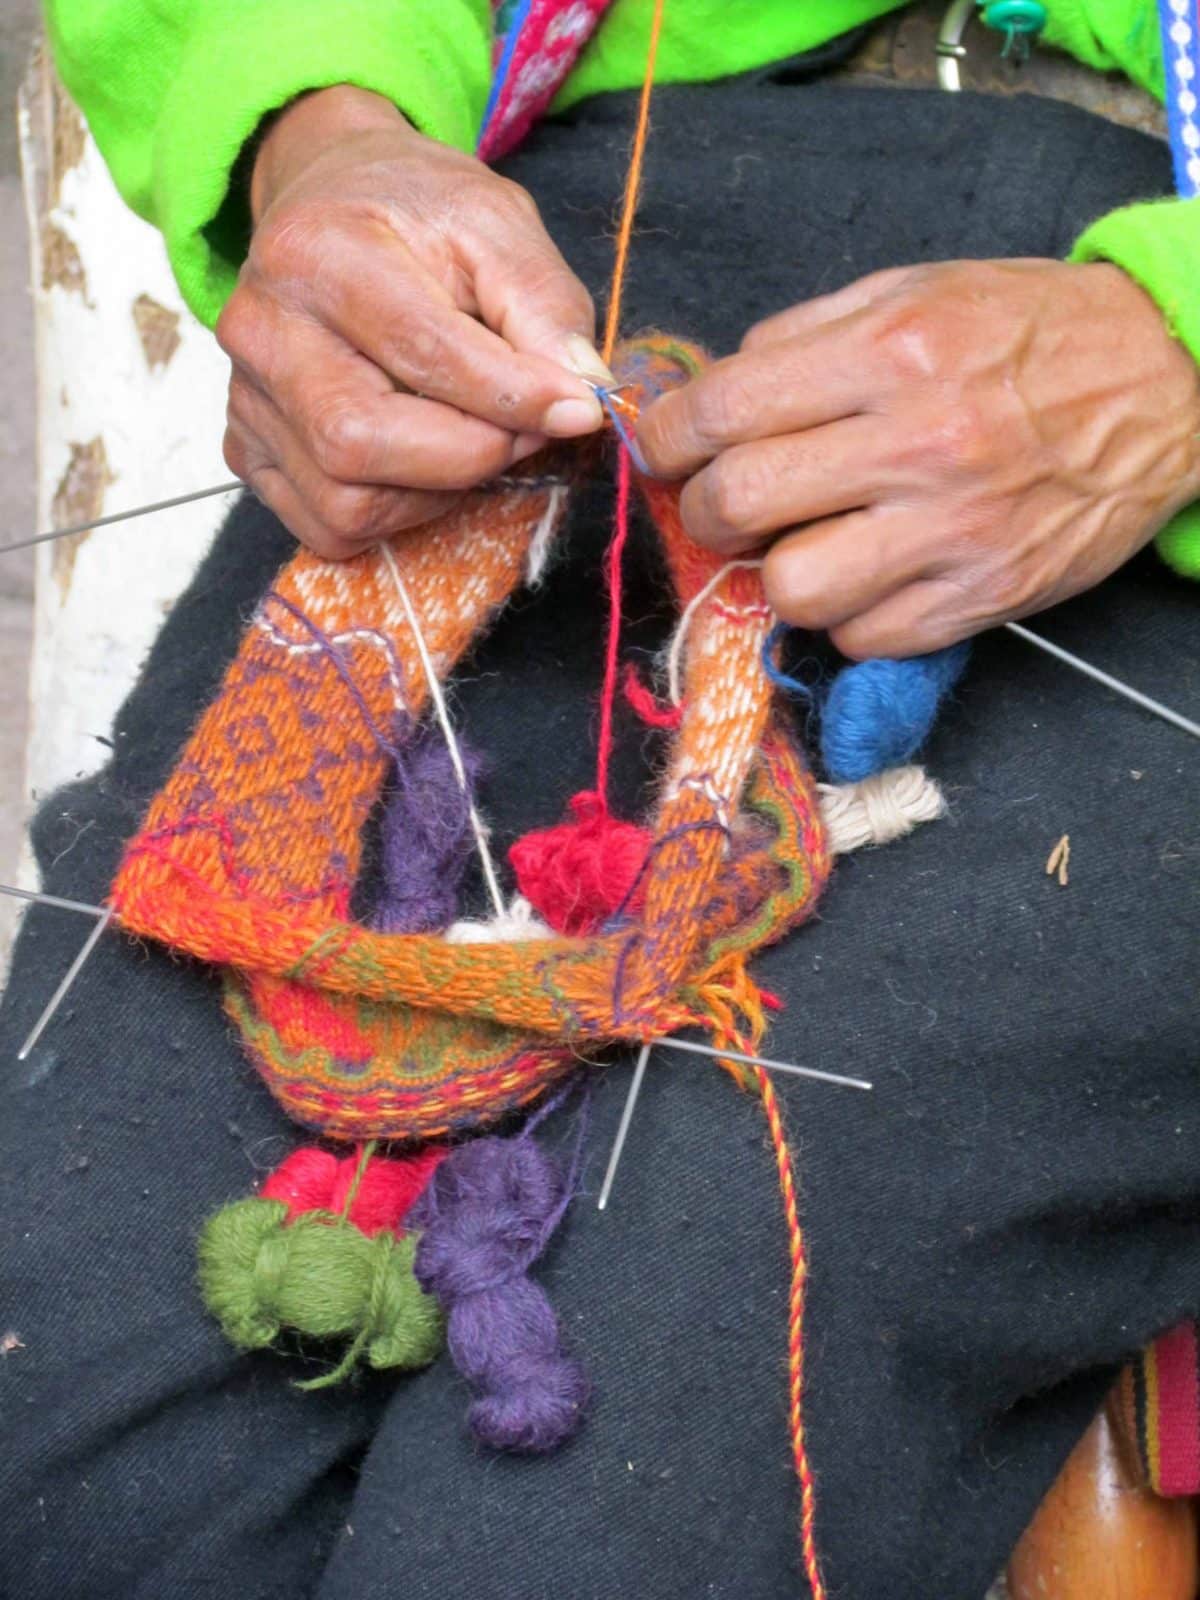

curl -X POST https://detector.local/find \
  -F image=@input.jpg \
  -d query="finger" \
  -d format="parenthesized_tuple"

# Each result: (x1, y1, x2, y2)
(242, 462, 372, 561)
(827, 577, 986, 660)
(229, 314, 546, 491)
(228, 381, 463, 546)
(299, 225, 603, 437)
(741, 266, 917, 351)
(761, 506, 937, 633)
(679, 417, 902, 555)
(459, 195, 611, 383)
(637, 330, 871, 480)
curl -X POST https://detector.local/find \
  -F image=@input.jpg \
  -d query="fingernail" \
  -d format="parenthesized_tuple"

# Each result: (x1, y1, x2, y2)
(560, 334, 615, 386)
(512, 433, 545, 462)
(543, 395, 603, 436)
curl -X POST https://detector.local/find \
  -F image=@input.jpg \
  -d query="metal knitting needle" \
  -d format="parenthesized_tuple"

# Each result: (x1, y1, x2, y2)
(0, 881, 113, 917)
(0, 885, 115, 1060)
(597, 1036, 872, 1210)
(0, 471, 571, 560)
(596, 1041, 652, 1211)
(1004, 622, 1200, 740)
(0, 481, 244, 556)
(656, 1035, 872, 1089)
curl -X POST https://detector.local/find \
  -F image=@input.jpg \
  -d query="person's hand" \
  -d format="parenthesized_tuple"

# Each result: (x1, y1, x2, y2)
(637, 260, 1200, 657)
(219, 85, 610, 559)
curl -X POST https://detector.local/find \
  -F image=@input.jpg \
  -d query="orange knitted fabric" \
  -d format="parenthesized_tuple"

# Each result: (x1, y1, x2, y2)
(109, 339, 831, 1140)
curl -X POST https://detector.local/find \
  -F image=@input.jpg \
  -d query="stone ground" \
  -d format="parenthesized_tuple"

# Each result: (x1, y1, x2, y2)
(0, 0, 39, 908)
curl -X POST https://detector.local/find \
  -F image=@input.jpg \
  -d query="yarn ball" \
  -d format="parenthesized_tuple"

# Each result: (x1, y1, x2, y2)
(413, 1134, 588, 1453)
(820, 643, 971, 784)
(198, 1198, 443, 1377)
(260, 1146, 446, 1236)
(373, 726, 482, 934)
(508, 789, 652, 936)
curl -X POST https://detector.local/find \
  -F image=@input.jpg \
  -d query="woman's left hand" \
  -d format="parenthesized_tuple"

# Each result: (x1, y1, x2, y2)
(637, 260, 1200, 658)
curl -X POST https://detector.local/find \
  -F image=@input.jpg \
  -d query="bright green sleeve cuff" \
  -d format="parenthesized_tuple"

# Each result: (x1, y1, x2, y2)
(1071, 198, 1200, 579)
(155, 0, 490, 328)
(1041, 0, 1165, 97)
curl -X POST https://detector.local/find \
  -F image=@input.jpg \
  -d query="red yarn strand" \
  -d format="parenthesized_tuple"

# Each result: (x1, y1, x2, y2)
(622, 661, 684, 730)
(595, 446, 633, 807)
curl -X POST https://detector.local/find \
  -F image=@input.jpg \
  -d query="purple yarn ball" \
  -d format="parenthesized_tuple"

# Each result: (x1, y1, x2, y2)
(414, 1135, 589, 1453)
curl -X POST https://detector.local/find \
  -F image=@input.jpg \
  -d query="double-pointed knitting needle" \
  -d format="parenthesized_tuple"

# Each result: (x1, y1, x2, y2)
(0, 884, 114, 1059)
(0, 472, 572, 559)
(1004, 622, 1200, 740)
(596, 1036, 872, 1211)
(0, 481, 244, 556)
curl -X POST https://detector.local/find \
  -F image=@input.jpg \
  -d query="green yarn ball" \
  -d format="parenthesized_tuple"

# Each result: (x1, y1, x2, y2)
(197, 1198, 443, 1384)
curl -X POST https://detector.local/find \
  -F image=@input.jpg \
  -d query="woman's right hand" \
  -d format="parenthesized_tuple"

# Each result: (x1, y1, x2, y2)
(219, 85, 609, 559)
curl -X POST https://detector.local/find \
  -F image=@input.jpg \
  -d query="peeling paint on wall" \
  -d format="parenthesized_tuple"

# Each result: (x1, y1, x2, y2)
(132, 294, 182, 371)
(41, 221, 87, 299)
(49, 77, 86, 210)
(50, 438, 114, 598)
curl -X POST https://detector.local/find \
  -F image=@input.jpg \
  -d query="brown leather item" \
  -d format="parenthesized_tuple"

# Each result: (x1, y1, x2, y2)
(1007, 1391, 1199, 1600)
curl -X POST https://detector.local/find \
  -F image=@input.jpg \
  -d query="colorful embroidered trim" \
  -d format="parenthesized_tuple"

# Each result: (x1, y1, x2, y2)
(479, 0, 617, 162)
(1117, 1324, 1200, 1495)
(1161, 0, 1200, 197)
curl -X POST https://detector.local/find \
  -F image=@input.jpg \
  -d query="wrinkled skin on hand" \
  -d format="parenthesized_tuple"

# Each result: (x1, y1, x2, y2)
(220, 85, 609, 560)
(638, 260, 1200, 658)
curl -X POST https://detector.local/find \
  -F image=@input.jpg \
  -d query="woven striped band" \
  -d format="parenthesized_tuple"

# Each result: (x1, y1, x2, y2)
(1115, 1325, 1200, 1496)
(1161, 0, 1200, 196)
(109, 339, 831, 1141)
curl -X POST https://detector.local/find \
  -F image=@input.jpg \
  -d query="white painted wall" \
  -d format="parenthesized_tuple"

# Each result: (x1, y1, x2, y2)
(5, 57, 232, 961)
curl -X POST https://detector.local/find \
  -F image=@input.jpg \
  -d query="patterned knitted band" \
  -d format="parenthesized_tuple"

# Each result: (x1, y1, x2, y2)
(110, 338, 832, 1142)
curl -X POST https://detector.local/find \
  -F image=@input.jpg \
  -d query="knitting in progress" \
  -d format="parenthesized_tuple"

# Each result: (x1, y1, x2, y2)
(97, 6, 975, 1595)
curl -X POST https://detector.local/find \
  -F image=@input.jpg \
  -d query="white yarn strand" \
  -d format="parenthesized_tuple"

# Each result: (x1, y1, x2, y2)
(525, 485, 567, 587)
(665, 558, 764, 706)
(377, 541, 507, 919)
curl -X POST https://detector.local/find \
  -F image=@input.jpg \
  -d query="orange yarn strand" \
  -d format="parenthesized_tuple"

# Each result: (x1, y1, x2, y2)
(600, 0, 667, 364)
(757, 1067, 827, 1600)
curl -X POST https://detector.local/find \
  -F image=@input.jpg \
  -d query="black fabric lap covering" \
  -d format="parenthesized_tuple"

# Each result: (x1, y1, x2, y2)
(2, 80, 1199, 1600)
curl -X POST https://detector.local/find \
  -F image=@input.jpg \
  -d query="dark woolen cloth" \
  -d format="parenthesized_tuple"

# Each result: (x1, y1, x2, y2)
(2, 79, 1199, 1600)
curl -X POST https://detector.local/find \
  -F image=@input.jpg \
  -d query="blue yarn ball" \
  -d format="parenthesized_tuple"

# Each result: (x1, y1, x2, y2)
(819, 643, 971, 784)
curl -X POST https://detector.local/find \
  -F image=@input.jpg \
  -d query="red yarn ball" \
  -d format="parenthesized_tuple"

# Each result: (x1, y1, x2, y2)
(508, 790, 653, 937)
(260, 1146, 445, 1236)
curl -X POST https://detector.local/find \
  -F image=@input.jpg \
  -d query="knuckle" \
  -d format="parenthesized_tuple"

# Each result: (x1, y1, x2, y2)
(980, 555, 1035, 615)
(249, 207, 323, 282)
(492, 176, 541, 223)
(308, 402, 374, 481)
(690, 370, 760, 447)
(827, 620, 875, 662)
(315, 482, 385, 543)
(215, 292, 259, 362)
(381, 316, 449, 394)
(221, 427, 248, 478)
(704, 455, 770, 535)
(762, 550, 833, 631)
(872, 301, 940, 382)
(921, 402, 990, 474)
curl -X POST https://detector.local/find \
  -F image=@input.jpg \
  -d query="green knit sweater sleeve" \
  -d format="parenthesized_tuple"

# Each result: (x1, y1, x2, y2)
(1043, 0, 1200, 576)
(44, 0, 492, 329)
